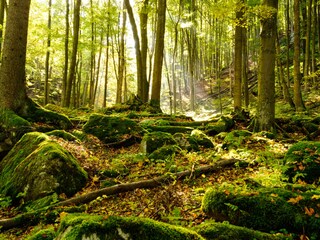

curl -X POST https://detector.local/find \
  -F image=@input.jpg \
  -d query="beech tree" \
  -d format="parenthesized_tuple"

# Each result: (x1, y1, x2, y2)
(255, 0, 278, 132)
(0, 0, 31, 112)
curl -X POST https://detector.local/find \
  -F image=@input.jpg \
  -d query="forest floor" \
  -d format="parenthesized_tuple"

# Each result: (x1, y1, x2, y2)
(0, 95, 320, 239)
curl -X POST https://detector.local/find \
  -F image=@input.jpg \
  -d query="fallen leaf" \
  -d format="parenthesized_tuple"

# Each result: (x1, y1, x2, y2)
(304, 207, 315, 216)
(287, 195, 303, 204)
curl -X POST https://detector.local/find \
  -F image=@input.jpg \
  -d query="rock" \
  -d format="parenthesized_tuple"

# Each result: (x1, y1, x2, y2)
(201, 183, 320, 237)
(26, 227, 56, 240)
(0, 132, 88, 203)
(205, 117, 234, 136)
(283, 141, 320, 184)
(46, 130, 79, 141)
(83, 114, 140, 144)
(148, 145, 181, 161)
(141, 131, 177, 154)
(193, 221, 289, 240)
(190, 129, 214, 149)
(55, 214, 204, 240)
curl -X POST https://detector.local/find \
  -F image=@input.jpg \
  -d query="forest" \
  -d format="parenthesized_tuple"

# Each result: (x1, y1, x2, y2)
(0, 0, 320, 239)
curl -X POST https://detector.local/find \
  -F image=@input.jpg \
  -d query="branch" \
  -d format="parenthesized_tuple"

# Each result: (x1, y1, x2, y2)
(0, 158, 243, 231)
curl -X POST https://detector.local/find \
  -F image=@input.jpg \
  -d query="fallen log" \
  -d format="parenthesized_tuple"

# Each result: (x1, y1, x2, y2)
(0, 157, 243, 231)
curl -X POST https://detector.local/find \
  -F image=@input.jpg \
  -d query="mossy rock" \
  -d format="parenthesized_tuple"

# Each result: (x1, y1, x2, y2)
(173, 133, 193, 150)
(201, 184, 320, 237)
(189, 129, 214, 150)
(283, 141, 320, 184)
(141, 131, 177, 154)
(70, 130, 88, 141)
(205, 117, 234, 136)
(46, 130, 79, 141)
(26, 227, 56, 240)
(222, 130, 252, 149)
(0, 109, 33, 143)
(83, 114, 140, 143)
(146, 125, 194, 134)
(148, 145, 181, 161)
(0, 132, 88, 203)
(56, 214, 204, 240)
(193, 221, 289, 240)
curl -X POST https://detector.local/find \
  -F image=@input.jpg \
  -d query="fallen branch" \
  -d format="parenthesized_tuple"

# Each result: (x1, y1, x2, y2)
(0, 158, 243, 231)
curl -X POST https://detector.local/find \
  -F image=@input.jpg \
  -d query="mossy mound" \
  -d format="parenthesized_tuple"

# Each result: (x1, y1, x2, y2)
(193, 221, 289, 240)
(148, 145, 181, 161)
(201, 184, 320, 238)
(222, 130, 252, 149)
(0, 132, 88, 203)
(205, 116, 234, 136)
(83, 114, 140, 144)
(56, 214, 204, 240)
(283, 141, 320, 184)
(141, 131, 177, 154)
(189, 129, 214, 150)
(46, 130, 79, 141)
(26, 227, 56, 240)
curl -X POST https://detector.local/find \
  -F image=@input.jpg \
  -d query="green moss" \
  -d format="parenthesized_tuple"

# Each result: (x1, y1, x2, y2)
(26, 227, 56, 240)
(222, 130, 252, 149)
(83, 114, 140, 143)
(148, 145, 181, 161)
(56, 214, 204, 240)
(141, 131, 177, 154)
(189, 130, 214, 150)
(283, 141, 320, 184)
(201, 184, 320, 237)
(193, 221, 290, 240)
(0, 132, 87, 203)
(205, 117, 234, 136)
(146, 125, 194, 134)
(46, 130, 79, 141)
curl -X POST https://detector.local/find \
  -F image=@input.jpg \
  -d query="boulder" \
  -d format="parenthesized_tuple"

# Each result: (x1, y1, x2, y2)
(283, 141, 320, 184)
(0, 132, 87, 203)
(201, 183, 320, 237)
(141, 131, 177, 154)
(148, 145, 181, 161)
(83, 114, 140, 144)
(56, 214, 204, 240)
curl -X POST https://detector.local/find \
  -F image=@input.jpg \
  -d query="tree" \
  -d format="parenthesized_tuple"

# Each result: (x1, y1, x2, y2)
(0, 0, 31, 112)
(150, 0, 167, 108)
(293, 0, 305, 111)
(255, 0, 278, 132)
(64, 0, 81, 107)
(44, 0, 52, 105)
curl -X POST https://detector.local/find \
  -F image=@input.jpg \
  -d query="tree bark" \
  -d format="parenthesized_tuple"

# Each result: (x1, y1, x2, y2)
(255, 0, 278, 132)
(0, 0, 31, 112)
(62, 0, 69, 106)
(64, 0, 81, 108)
(293, 0, 305, 111)
(150, 0, 167, 109)
(0, 0, 6, 58)
(44, 0, 52, 105)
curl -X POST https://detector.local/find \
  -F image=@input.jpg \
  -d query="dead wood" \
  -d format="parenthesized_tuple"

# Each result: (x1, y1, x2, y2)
(0, 158, 242, 231)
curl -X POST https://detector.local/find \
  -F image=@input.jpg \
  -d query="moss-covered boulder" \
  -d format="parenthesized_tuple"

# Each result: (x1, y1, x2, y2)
(83, 114, 140, 144)
(46, 130, 79, 141)
(201, 184, 320, 238)
(141, 131, 177, 154)
(189, 129, 214, 150)
(205, 116, 234, 136)
(0, 132, 87, 203)
(193, 221, 289, 240)
(283, 141, 320, 184)
(148, 145, 181, 161)
(56, 214, 204, 240)
(26, 227, 56, 240)
(222, 130, 252, 149)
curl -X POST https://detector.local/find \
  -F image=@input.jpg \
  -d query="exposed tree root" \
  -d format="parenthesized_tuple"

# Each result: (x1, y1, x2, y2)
(0, 158, 243, 231)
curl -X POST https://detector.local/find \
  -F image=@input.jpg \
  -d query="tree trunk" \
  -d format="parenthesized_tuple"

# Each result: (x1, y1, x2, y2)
(140, 0, 149, 103)
(234, 0, 244, 111)
(293, 0, 305, 111)
(0, 0, 6, 58)
(44, 0, 52, 105)
(150, 0, 167, 109)
(62, 0, 69, 106)
(255, 0, 278, 132)
(65, 0, 81, 108)
(0, 0, 31, 112)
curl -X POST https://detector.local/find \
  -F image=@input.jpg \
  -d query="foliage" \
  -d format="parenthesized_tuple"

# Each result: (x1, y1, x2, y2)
(283, 141, 320, 184)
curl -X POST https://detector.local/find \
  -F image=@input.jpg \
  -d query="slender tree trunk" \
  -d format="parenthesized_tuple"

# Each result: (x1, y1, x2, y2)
(0, 0, 31, 111)
(44, 0, 52, 105)
(286, 0, 291, 87)
(0, 0, 6, 58)
(234, 0, 244, 111)
(140, 0, 149, 102)
(103, 2, 111, 108)
(255, 0, 278, 132)
(62, 0, 70, 106)
(303, 0, 312, 90)
(116, 2, 126, 104)
(293, 0, 305, 111)
(124, 0, 143, 101)
(65, 0, 81, 108)
(150, 0, 167, 109)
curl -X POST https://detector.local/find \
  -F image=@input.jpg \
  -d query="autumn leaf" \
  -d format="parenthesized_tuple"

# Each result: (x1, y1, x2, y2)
(311, 195, 320, 200)
(304, 207, 315, 216)
(287, 195, 303, 204)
